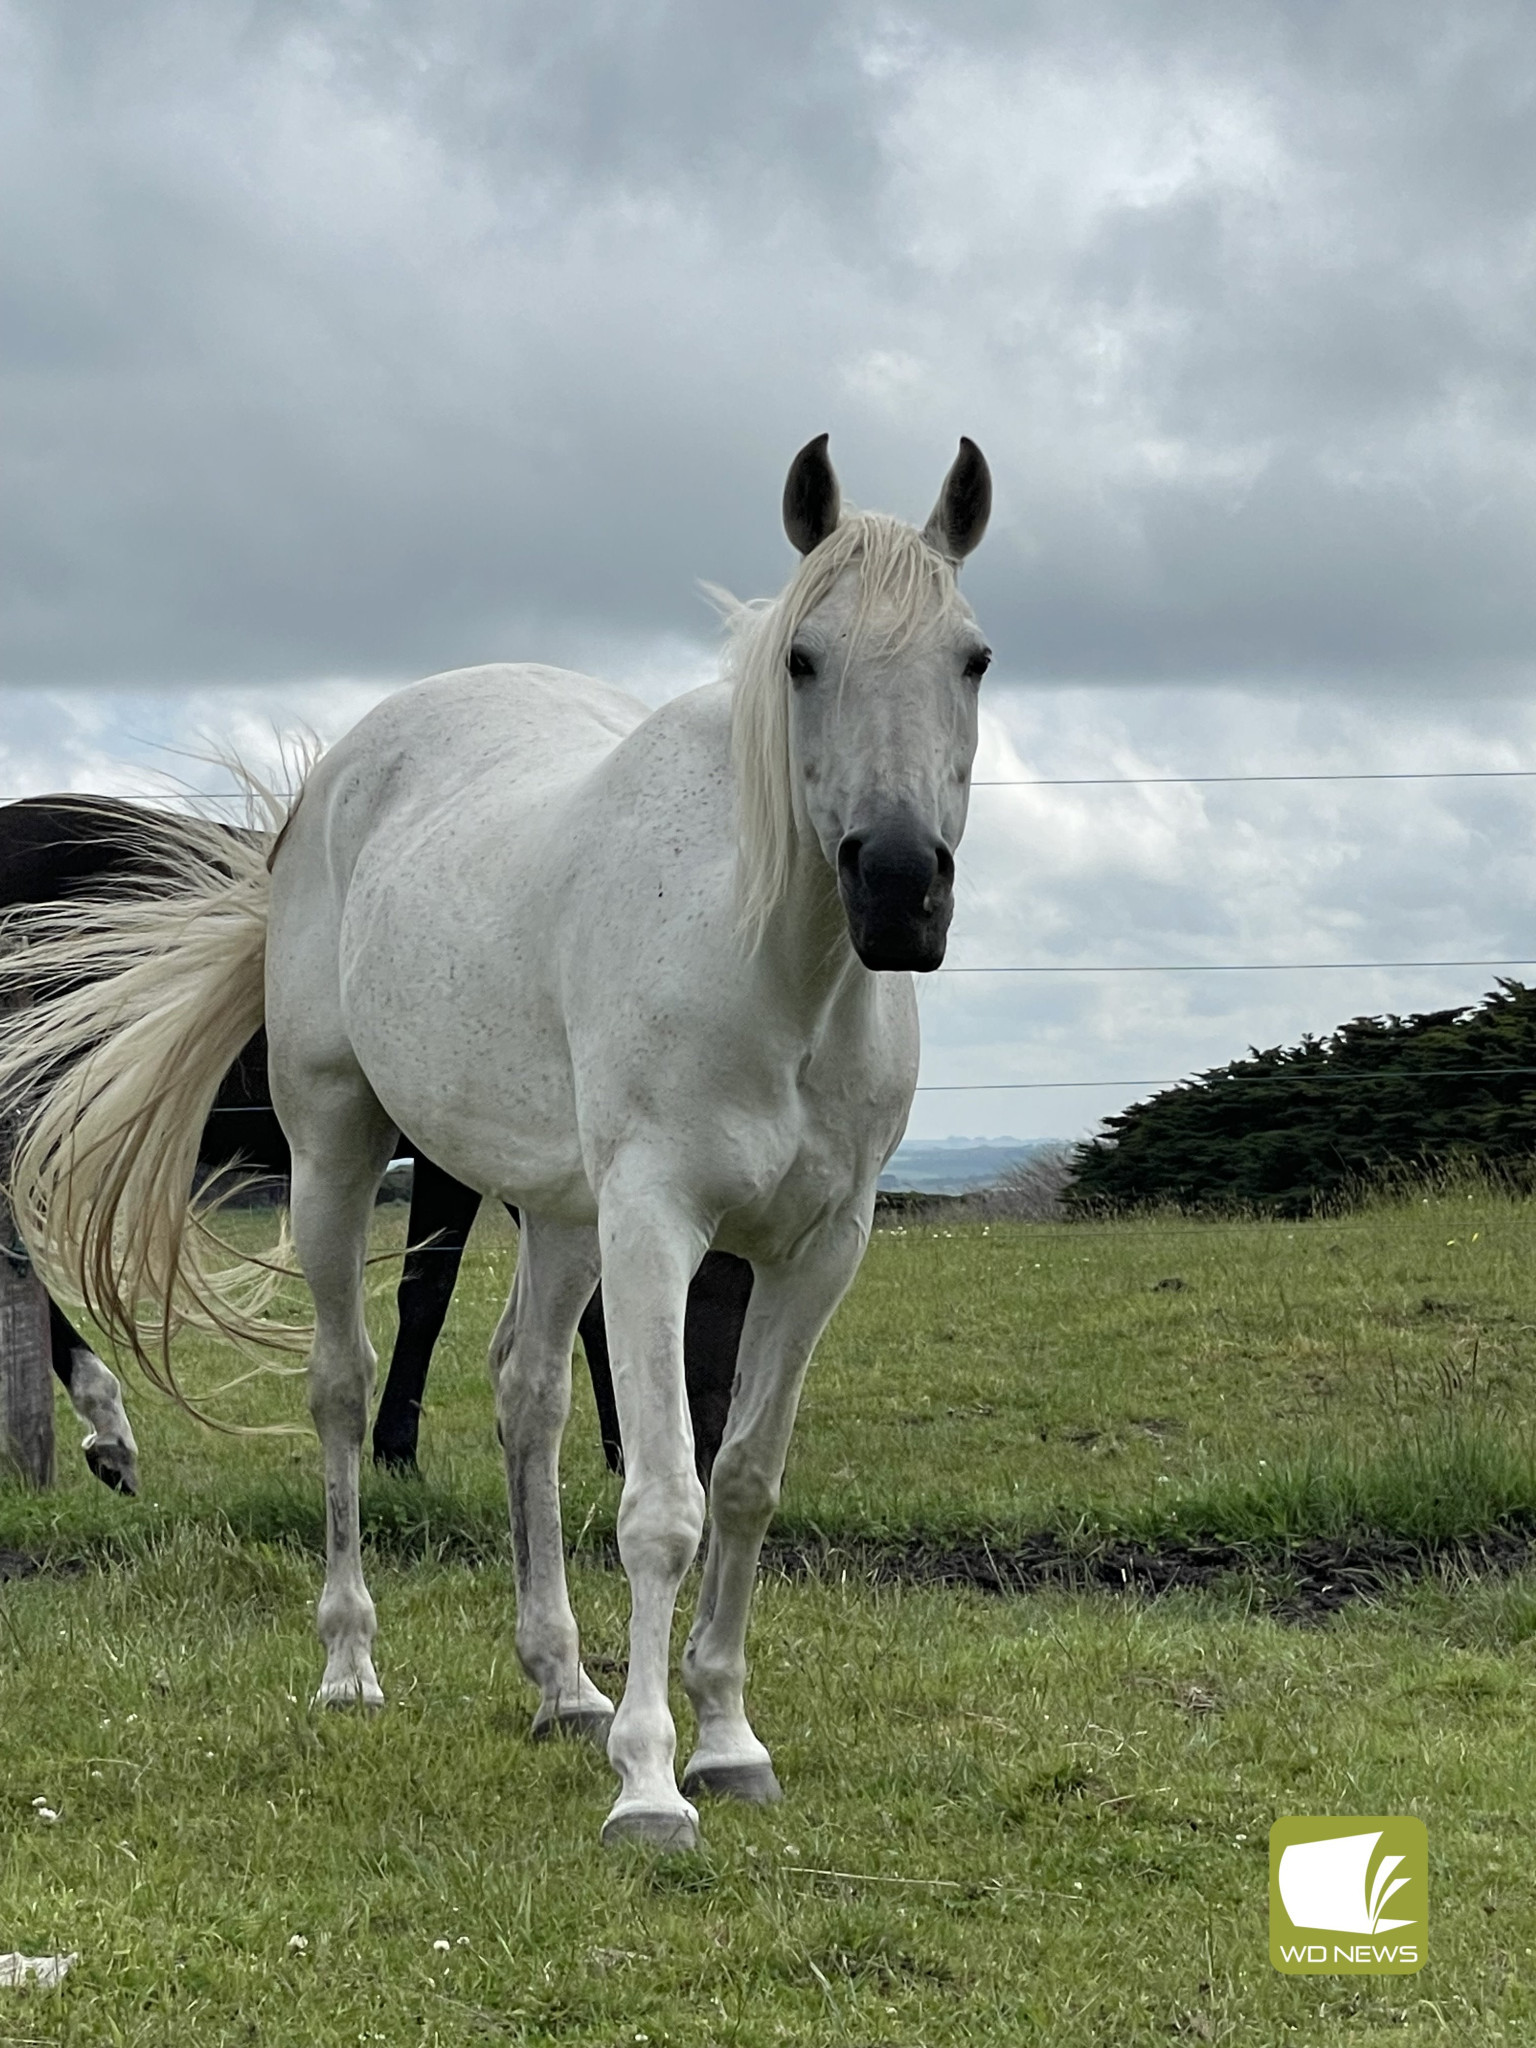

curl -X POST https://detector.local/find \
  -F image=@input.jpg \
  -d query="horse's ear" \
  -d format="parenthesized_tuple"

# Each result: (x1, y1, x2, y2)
(923, 437, 992, 562)
(782, 433, 841, 555)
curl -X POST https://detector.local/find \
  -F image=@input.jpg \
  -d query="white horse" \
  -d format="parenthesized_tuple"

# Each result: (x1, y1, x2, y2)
(0, 434, 991, 1850)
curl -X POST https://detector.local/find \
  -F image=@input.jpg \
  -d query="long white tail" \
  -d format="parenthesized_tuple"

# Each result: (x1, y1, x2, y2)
(0, 799, 308, 1407)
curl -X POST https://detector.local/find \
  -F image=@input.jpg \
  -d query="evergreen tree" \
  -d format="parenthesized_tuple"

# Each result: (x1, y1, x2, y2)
(1066, 980, 1536, 1215)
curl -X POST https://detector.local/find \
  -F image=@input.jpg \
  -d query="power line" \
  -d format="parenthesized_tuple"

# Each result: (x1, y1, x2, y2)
(937, 958, 1536, 975)
(971, 769, 1536, 788)
(209, 1064, 1536, 1110)
(11, 768, 1536, 808)
(914, 1065, 1536, 1093)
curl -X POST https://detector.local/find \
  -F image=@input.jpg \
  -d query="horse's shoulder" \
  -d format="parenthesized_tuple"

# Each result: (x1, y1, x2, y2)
(598, 680, 733, 774)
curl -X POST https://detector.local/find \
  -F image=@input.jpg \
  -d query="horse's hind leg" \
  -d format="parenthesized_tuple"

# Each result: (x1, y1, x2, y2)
(682, 1252, 754, 1487)
(280, 1073, 398, 1707)
(372, 1153, 483, 1473)
(49, 1302, 139, 1495)
(491, 1213, 614, 1744)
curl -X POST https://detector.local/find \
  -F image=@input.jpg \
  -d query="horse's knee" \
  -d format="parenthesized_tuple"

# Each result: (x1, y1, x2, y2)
(707, 1443, 779, 1532)
(617, 1469, 707, 1581)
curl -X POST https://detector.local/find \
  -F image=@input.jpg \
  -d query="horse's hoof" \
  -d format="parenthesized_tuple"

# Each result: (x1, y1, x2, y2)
(600, 1804, 701, 1853)
(83, 1438, 138, 1496)
(313, 1671, 385, 1711)
(681, 1759, 783, 1805)
(531, 1705, 614, 1750)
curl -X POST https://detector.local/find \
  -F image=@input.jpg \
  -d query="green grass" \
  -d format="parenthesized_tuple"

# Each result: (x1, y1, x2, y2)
(796, 1185, 1536, 1546)
(2, 1185, 1535, 2043)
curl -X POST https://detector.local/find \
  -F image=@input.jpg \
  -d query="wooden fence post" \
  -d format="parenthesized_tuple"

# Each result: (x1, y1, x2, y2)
(0, 963, 54, 1486)
(0, 1181, 53, 1488)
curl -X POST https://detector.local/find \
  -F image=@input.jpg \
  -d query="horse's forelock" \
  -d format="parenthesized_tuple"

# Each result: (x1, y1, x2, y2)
(726, 513, 963, 952)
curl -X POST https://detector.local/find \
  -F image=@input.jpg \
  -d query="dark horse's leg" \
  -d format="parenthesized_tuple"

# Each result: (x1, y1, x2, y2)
(48, 1299, 139, 1494)
(682, 1252, 754, 1484)
(371, 1155, 483, 1472)
(373, 1163, 610, 1471)
(575, 1288, 623, 1475)
(577, 1251, 753, 1487)
(0, 793, 229, 1500)
(374, 1145, 753, 1485)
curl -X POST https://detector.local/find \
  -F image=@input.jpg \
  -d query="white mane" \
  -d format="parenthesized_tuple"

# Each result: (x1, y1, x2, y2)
(719, 511, 965, 951)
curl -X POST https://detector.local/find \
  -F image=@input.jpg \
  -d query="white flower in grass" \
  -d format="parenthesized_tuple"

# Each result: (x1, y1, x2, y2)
(433, 1939, 450, 1953)
(287, 1934, 308, 1952)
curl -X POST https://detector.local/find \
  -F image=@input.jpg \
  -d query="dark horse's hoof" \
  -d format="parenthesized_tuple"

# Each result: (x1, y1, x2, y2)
(84, 1438, 138, 1496)
(372, 1446, 421, 1478)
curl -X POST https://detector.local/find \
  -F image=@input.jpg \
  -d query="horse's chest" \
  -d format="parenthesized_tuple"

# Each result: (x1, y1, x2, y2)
(714, 1069, 907, 1261)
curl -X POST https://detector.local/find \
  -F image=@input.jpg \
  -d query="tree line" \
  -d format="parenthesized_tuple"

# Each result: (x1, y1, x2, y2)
(1066, 979, 1536, 1216)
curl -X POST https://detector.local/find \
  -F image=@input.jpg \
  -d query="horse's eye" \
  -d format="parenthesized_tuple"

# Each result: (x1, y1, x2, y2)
(787, 646, 816, 682)
(964, 647, 992, 681)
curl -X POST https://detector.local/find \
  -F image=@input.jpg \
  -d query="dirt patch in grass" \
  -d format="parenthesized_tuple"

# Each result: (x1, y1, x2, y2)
(12, 1508, 1536, 1627)
(0, 1546, 51, 1580)
(762, 1524, 1536, 1622)
(0, 1545, 87, 1583)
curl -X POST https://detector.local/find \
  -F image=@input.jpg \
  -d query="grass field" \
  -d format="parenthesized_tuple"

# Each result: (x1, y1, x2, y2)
(2, 1183, 1535, 2044)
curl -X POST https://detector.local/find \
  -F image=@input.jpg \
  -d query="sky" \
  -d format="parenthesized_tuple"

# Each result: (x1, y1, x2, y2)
(5, 0, 1536, 1141)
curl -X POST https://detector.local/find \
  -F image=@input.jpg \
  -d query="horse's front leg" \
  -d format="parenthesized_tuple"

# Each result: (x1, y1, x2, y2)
(681, 1224, 864, 1805)
(596, 1178, 709, 1850)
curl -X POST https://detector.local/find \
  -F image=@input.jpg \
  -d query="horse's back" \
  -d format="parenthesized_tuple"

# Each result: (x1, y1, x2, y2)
(315, 664, 646, 833)
(0, 796, 178, 909)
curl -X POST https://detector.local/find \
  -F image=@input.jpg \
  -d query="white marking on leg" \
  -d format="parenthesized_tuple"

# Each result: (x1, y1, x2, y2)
(67, 1348, 140, 1494)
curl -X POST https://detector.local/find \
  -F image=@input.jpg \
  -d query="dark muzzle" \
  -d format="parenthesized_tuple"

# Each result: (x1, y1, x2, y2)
(836, 816, 955, 972)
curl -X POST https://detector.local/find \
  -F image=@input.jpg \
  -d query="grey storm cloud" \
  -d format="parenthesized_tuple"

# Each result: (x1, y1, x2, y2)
(4, 0, 1536, 690)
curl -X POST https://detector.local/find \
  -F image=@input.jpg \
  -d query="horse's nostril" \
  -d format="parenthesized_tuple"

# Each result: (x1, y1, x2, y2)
(837, 835, 864, 883)
(934, 842, 955, 887)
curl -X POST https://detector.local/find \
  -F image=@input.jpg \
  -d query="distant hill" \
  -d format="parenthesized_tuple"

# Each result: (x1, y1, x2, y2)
(377, 1137, 1057, 1204)
(879, 1137, 1055, 1194)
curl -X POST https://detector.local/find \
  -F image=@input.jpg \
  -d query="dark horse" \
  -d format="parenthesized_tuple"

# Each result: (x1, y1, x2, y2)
(0, 796, 749, 1492)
